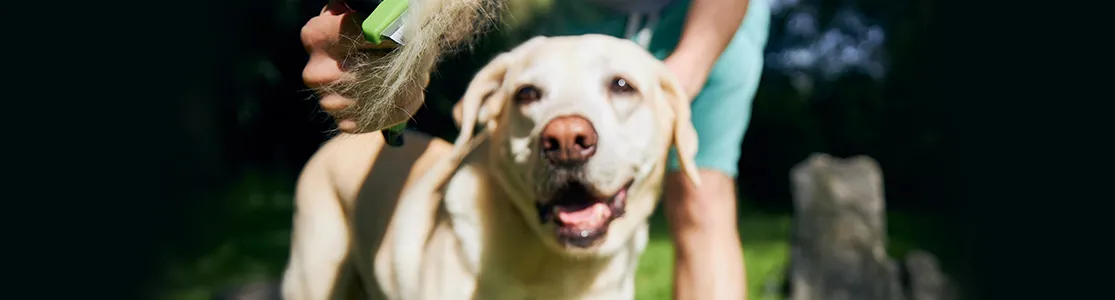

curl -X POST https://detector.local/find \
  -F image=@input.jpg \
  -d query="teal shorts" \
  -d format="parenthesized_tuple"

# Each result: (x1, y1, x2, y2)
(532, 0, 770, 177)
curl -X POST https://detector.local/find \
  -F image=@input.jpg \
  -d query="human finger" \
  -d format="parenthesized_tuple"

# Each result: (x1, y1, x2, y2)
(319, 93, 356, 114)
(302, 52, 345, 89)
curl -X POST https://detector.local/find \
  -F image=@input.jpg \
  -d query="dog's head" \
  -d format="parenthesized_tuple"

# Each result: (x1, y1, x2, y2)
(453, 35, 701, 256)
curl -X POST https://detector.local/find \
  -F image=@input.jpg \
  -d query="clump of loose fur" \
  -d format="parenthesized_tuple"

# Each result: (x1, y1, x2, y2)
(316, 0, 509, 132)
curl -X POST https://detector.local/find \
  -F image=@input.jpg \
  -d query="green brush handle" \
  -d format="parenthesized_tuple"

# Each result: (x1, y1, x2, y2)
(382, 122, 407, 147)
(361, 0, 408, 45)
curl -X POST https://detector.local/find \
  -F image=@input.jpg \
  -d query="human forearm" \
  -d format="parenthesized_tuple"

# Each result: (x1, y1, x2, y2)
(664, 0, 750, 97)
(674, 0, 749, 65)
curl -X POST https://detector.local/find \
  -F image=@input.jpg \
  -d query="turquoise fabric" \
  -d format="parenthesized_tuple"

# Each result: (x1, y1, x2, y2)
(532, 0, 771, 177)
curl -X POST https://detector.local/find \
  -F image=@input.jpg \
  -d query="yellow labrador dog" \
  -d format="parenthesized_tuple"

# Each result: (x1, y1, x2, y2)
(282, 34, 701, 300)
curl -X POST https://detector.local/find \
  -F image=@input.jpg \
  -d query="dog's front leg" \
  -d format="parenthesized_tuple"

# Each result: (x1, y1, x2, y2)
(282, 156, 356, 300)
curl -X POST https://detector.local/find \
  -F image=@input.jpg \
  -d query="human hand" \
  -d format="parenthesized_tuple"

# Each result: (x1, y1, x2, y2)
(300, 1, 376, 133)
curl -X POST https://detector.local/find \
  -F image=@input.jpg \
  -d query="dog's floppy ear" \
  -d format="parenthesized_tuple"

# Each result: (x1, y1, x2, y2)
(452, 78, 507, 131)
(658, 70, 702, 187)
(453, 52, 514, 133)
(454, 35, 551, 150)
(453, 36, 550, 130)
(419, 48, 517, 198)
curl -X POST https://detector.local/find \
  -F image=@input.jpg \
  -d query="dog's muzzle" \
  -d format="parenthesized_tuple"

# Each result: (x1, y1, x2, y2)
(533, 115, 633, 248)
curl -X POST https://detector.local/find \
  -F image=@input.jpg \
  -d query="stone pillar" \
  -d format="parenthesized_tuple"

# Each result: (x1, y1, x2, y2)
(787, 153, 906, 300)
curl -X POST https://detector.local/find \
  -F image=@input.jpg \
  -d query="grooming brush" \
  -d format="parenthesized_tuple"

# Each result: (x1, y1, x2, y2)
(353, 0, 410, 146)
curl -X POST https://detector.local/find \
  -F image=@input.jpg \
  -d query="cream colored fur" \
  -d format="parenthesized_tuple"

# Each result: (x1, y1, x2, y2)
(282, 35, 700, 300)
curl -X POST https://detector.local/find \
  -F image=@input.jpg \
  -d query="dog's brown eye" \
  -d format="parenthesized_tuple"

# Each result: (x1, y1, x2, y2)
(609, 77, 636, 94)
(514, 85, 542, 104)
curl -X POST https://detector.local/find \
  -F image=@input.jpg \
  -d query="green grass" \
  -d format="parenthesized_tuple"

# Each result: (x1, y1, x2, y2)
(154, 172, 958, 299)
(635, 211, 793, 300)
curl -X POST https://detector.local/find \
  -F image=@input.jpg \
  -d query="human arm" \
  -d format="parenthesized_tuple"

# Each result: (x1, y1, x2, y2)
(663, 0, 751, 99)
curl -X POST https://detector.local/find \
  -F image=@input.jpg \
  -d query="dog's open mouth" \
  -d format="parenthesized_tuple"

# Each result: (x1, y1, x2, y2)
(537, 180, 634, 248)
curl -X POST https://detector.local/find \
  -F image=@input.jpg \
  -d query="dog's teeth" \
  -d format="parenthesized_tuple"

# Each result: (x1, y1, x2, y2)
(580, 230, 589, 237)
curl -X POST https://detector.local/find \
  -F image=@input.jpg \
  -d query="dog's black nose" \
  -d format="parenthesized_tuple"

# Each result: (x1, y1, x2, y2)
(540, 115, 598, 166)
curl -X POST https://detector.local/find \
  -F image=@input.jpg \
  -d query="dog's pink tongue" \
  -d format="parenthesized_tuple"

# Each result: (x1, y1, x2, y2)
(557, 202, 612, 229)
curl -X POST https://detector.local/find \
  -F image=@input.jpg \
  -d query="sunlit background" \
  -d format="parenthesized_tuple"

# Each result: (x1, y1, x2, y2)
(151, 0, 965, 298)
